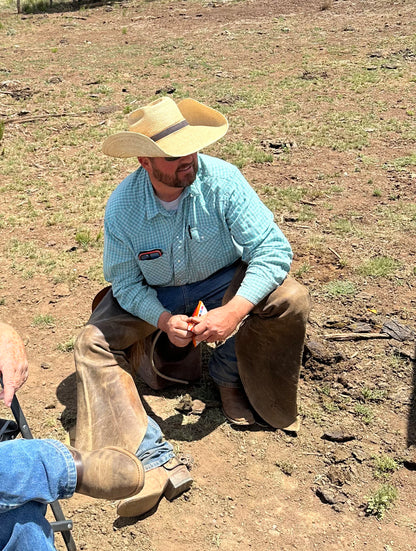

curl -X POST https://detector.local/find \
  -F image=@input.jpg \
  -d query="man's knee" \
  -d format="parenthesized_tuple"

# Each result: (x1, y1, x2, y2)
(261, 277, 310, 320)
(75, 324, 104, 359)
(283, 278, 311, 313)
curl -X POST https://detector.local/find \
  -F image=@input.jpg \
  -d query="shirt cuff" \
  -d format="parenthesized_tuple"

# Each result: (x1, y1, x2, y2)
(139, 299, 169, 328)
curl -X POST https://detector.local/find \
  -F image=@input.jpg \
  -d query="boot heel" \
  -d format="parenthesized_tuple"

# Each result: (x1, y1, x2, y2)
(164, 465, 193, 501)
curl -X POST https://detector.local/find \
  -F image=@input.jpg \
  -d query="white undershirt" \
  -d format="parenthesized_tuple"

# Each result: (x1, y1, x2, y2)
(157, 196, 181, 212)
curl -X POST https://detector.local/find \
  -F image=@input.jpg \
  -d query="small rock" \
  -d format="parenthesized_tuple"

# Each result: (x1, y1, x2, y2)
(322, 429, 356, 443)
(327, 465, 352, 485)
(382, 318, 415, 341)
(178, 453, 194, 470)
(352, 448, 367, 462)
(304, 339, 345, 365)
(348, 322, 373, 333)
(47, 76, 62, 84)
(191, 399, 206, 415)
(155, 86, 176, 95)
(333, 449, 351, 464)
(316, 487, 336, 504)
(95, 104, 120, 114)
(175, 394, 193, 413)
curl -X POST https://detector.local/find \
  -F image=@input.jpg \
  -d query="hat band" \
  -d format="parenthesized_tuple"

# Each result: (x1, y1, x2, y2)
(150, 120, 189, 142)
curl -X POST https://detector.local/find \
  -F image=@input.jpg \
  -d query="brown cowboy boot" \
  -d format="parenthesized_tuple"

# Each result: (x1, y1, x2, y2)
(218, 386, 255, 426)
(69, 446, 145, 500)
(117, 458, 193, 517)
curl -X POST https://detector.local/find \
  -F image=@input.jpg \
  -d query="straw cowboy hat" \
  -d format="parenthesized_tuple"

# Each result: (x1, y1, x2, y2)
(102, 97, 228, 158)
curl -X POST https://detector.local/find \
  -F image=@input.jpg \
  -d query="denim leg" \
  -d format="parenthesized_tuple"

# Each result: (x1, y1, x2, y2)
(0, 502, 56, 551)
(0, 438, 77, 551)
(135, 416, 174, 471)
(208, 335, 240, 388)
(156, 262, 241, 387)
(0, 439, 76, 511)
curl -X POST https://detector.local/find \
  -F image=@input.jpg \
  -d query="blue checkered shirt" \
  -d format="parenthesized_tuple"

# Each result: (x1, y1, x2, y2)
(104, 153, 293, 326)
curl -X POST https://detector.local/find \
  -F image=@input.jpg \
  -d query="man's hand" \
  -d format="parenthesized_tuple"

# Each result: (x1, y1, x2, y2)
(0, 323, 29, 407)
(157, 312, 194, 348)
(189, 296, 254, 344)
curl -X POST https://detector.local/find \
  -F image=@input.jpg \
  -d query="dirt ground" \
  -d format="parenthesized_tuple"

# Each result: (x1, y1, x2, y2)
(0, 0, 415, 549)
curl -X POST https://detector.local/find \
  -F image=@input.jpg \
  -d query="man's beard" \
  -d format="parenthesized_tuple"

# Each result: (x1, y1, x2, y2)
(150, 157, 198, 188)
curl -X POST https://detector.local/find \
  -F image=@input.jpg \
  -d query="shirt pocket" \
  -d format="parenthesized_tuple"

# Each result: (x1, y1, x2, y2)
(138, 252, 173, 287)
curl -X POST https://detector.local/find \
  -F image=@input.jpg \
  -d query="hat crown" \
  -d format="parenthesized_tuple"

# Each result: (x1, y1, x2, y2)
(128, 97, 184, 139)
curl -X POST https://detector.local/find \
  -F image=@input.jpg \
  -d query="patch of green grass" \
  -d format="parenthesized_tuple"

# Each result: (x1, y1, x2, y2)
(32, 314, 55, 328)
(222, 141, 273, 168)
(373, 454, 400, 479)
(21, 0, 52, 13)
(324, 280, 357, 297)
(366, 484, 398, 519)
(260, 186, 316, 222)
(57, 336, 76, 353)
(331, 217, 355, 235)
(361, 387, 387, 402)
(357, 256, 401, 278)
(375, 202, 416, 234)
(292, 263, 311, 278)
(383, 153, 416, 171)
(276, 460, 295, 476)
(75, 230, 92, 251)
(322, 399, 339, 413)
(354, 404, 374, 424)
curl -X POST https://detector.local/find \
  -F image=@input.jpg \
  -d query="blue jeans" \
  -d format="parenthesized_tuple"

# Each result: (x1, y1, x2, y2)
(157, 261, 240, 388)
(0, 439, 76, 551)
(136, 416, 174, 471)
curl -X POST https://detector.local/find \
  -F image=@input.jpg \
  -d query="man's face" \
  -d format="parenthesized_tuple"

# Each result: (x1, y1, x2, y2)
(147, 153, 198, 189)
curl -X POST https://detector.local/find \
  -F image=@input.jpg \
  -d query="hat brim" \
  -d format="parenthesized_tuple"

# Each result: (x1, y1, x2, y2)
(102, 98, 228, 158)
(102, 123, 228, 158)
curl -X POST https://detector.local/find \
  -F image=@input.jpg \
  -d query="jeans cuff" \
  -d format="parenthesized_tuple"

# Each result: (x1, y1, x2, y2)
(47, 440, 77, 499)
(143, 451, 175, 472)
(209, 376, 242, 389)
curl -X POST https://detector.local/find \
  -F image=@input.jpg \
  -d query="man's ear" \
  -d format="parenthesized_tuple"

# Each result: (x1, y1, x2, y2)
(138, 157, 151, 171)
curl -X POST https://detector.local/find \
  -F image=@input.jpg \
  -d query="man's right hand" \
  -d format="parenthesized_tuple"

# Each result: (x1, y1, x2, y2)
(157, 312, 194, 348)
(0, 323, 29, 407)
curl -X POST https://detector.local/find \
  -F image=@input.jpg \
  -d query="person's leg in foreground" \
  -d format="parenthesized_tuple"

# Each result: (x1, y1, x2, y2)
(74, 289, 192, 518)
(0, 438, 144, 550)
